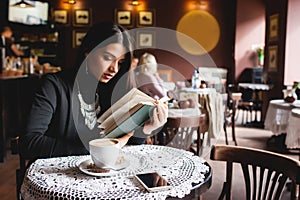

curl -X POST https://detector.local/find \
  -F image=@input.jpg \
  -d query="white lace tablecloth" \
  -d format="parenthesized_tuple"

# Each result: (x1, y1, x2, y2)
(178, 88, 224, 139)
(286, 108, 300, 149)
(264, 100, 300, 148)
(264, 99, 293, 135)
(238, 83, 271, 91)
(264, 99, 300, 135)
(21, 145, 210, 200)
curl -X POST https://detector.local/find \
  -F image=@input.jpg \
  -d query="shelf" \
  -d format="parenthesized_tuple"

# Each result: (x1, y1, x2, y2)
(38, 54, 56, 58)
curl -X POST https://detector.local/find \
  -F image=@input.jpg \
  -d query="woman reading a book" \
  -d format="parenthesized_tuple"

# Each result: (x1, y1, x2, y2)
(19, 22, 168, 161)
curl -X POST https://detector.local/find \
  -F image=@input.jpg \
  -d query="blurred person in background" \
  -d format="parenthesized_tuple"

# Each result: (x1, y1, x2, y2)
(135, 52, 167, 99)
(0, 26, 24, 57)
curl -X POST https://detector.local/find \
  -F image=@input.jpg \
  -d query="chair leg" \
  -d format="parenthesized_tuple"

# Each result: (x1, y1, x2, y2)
(231, 122, 237, 146)
(218, 182, 230, 200)
(16, 168, 24, 200)
(224, 122, 229, 145)
(231, 101, 238, 146)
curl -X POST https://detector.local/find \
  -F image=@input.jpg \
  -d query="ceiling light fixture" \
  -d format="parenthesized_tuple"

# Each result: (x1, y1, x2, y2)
(196, 0, 208, 10)
(63, 0, 76, 4)
(10, 0, 34, 8)
(131, 0, 140, 6)
(67, 0, 76, 4)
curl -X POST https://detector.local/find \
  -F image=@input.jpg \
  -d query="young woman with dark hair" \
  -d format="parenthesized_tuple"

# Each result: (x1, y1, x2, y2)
(19, 22, 168, 161)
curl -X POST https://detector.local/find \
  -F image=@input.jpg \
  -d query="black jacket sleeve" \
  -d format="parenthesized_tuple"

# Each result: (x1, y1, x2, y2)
(19, 73, 88, 160)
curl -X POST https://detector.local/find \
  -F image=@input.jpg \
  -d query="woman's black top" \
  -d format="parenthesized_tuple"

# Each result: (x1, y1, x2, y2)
(19, 70, 145, 160)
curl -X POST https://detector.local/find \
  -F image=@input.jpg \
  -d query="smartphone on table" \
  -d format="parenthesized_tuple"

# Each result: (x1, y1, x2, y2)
(135, 172, 173, 192)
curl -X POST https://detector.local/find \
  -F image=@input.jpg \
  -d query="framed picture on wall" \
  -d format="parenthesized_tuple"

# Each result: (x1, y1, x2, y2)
(136, 31, 155, 48)
(74, 9, 91, 26)
(137, 10, 155, 26)
(115, 10, 133, 27)
(53, 10, 69, 25)
(73, 30, 87, 48)
(269, 14, 279, 41)
(268, 45, 278, 72)
(157, 69, 173, 82)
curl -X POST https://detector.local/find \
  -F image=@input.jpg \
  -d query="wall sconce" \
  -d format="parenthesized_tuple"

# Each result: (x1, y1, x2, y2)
(131, 0, 140, 6)
(10, 0, 34, 8)
(64, 0, 76, 5)
(196, 0, 208, 10)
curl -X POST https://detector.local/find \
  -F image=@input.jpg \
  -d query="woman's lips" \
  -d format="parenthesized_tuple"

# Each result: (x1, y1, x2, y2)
(102, 73, 114, 79)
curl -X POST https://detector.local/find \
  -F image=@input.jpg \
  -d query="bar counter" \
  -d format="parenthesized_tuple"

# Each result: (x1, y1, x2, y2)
(0, 74, 39, 162)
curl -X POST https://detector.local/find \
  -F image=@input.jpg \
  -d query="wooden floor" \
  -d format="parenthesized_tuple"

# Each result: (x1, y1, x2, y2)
(0, 149, 19, 200)
(0, 115, 298, 199)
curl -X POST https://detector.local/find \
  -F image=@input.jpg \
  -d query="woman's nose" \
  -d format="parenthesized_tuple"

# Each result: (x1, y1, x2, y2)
(109, 61, 119, 72)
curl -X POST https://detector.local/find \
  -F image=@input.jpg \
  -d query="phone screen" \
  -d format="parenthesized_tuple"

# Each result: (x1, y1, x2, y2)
(136, 172, 171, 189)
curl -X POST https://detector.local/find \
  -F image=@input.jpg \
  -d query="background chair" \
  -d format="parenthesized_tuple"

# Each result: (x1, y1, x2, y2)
(210, 144, 300, 200)
(12, 136, 30, 200)
(153, 114, 207, 156)
(223, 84, 242, 145)
(237, 87, 254, 125)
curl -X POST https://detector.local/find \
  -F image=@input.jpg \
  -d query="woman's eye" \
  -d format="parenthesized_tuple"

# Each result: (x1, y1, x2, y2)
(118, 60, 125, 65)
(103, 54, 113, 61)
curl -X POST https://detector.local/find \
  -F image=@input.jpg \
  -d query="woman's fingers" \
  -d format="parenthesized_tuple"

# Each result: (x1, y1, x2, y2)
(155, 102, 168, 124)
(143, 101, 168, 134)
(157, 103, 168, 123)
(117, 131, 134, 147)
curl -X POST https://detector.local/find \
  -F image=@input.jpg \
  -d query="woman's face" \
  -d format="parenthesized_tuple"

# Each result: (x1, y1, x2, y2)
(87, 43, 126, 83)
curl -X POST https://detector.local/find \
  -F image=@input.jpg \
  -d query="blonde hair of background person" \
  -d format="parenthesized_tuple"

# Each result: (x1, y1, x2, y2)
(138, 53, 158, 74)
(136, 52, 167, 99)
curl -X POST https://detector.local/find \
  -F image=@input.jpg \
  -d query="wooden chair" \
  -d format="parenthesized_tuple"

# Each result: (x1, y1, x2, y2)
(237, 87, 254, 125)
(223, 84, 242, 146)
(154, 114, 207, 156)
(210, 145, 300, 200)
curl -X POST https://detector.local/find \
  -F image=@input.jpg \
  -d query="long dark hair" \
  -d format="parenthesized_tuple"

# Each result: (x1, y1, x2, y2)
(74, 22, 136, 113)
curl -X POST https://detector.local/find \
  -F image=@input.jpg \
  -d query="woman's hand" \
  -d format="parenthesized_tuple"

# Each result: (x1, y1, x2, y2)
(117, 131, 134, 147)
(143, 101, 168, 135)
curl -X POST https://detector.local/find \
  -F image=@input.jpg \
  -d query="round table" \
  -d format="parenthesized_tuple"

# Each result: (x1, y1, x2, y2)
(264, 99, 300, 149)
(21, 145, 211, 200)
(264, 99, 300, 135)
(286, 108, 300, 149)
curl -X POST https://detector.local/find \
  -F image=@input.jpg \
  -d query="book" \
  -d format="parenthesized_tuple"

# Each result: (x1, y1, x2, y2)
(98, 88, 169, 138)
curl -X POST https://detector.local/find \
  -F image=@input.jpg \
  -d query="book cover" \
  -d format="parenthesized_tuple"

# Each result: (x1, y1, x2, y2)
(103, 103, 155, 138)
(98, 88, 159, 138)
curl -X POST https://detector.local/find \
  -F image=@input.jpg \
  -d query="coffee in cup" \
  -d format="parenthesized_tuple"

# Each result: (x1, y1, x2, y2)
(89, 138, 120, 168)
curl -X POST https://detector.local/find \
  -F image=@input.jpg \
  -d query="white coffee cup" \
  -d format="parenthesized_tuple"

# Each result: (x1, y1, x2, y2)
(89, 138, 121, 168)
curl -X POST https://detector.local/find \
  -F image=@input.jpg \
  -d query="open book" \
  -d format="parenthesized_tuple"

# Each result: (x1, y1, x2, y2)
(98, 88, 169, 138)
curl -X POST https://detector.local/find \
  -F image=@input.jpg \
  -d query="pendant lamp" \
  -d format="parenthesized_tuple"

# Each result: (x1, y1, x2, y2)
(11, 0, 34, 8)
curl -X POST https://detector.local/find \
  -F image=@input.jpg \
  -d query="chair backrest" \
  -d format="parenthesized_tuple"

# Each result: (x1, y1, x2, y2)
(210, 145, 300, 200)
(156, 114, 207, 154)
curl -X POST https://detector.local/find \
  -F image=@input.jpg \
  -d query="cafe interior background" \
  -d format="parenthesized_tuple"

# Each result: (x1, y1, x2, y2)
(0, 0, 300, 199)
(0, 0, 299, 116)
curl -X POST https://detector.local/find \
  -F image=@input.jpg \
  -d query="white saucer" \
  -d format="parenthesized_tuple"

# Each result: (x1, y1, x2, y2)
(78, 156, 130, 177)
(292, 102, 300, 108)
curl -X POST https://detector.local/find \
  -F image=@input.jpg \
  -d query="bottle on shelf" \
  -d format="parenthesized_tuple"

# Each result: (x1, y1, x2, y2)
(191, 69, 200, 89)
(29, 56, 34, 74)
(0, 47, 6, 73)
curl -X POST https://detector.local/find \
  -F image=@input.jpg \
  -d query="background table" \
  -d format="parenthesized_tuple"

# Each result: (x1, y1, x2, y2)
(264, 99, 300, 149)
(178, 87, 224, 140)
(21, 145, 211, 200)
(285, 108, 300, 149)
